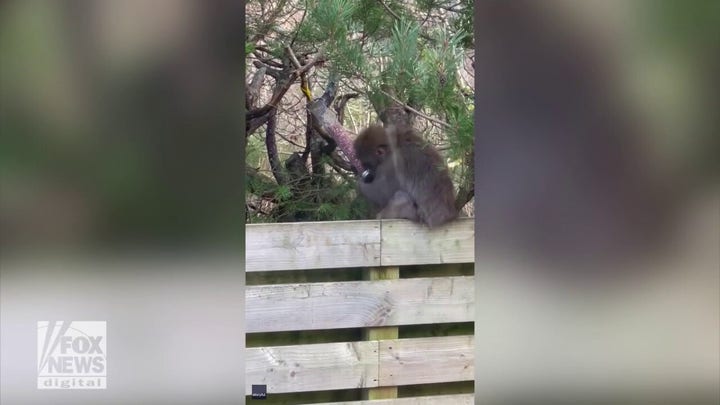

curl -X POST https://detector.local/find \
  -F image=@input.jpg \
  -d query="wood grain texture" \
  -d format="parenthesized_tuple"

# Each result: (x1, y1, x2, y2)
(246, 341, 379, 394)
(245, 218, 474, 272)
(379, 336, 474, 386)
(246, 220, 382, 272)
(246, 337, 475, 395)
(363, 267, 400, 400)
(310, 393, 475, 404)
(381, 218, 475, 266)
(246, 276, 474, 332)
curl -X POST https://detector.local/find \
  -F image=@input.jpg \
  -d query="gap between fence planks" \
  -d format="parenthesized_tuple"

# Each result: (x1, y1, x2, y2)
(245, 218, 474, 272)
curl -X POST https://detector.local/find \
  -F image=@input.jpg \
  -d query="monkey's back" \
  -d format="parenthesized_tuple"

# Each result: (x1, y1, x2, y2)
(393, 128, 458, 227)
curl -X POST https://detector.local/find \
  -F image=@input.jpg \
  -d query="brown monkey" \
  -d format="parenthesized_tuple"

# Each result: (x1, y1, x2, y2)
(354, 124, 457, 227)
(354, 125, 418, 221)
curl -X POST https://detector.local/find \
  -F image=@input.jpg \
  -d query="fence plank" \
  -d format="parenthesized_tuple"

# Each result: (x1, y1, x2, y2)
(246, 220, 382, 272)
(309, 393, 475, 404)
(246, 341, 380, 394)
(379, 336, 474, 386)
(246, 337, 474, 395)
(381, 218, 475, 266)
(246, 218, 474, 272)
(246, 276, 474, 333)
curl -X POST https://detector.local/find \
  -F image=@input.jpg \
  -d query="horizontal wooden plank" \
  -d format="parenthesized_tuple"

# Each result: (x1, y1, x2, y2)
(246, 337, 474, 395)
(246, 341, 379, 394)
(310, 393, 475, 405)
(246, 276, 474, 332)
(381, 218, 474, 266)
(245, 218, 474, 272)
(246, 220, 382, 272)
(379, 335, 474, 386)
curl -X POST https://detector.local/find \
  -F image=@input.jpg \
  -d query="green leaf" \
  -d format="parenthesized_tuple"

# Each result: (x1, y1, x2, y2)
(245, 42, 256, 56)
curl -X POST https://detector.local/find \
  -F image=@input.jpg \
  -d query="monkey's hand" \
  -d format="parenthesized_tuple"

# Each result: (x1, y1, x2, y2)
(377, 191, 420, 222)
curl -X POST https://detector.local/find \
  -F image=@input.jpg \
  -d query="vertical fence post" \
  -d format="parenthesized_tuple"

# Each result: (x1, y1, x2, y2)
(363, 266, 399, 400)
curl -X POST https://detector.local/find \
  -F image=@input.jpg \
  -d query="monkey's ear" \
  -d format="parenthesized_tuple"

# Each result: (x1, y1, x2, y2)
(376, 145, 388, 156)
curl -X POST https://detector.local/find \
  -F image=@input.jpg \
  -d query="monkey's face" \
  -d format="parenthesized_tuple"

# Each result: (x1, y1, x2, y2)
(354, 126, 390, 183)
(358, 145, 387, 183)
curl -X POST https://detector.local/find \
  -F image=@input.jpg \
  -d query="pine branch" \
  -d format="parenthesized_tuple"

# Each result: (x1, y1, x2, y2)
(380, 90, 451, 128)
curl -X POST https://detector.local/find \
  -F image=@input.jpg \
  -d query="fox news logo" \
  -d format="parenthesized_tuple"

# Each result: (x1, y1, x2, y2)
(37, 321, 107, 389)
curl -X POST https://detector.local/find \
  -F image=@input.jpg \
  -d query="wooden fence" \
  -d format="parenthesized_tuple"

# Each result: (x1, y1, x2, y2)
(246, 218, 475, 404)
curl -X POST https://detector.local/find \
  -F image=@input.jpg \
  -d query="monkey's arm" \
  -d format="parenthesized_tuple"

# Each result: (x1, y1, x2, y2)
(377, 190, 420, 222)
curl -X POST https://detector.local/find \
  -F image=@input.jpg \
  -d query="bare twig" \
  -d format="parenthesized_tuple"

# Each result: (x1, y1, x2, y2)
(246, 67, 266, 108)
(379, 90, 451, 128)
(285, 45, 303, 69)
(378, 0, 435, 43)
(265, 108, 285, 184)
(377, 0, 401, 21)
(276, 130, 305, 150)
(333, 93, 359, 125)
(290, 1, 308, 47)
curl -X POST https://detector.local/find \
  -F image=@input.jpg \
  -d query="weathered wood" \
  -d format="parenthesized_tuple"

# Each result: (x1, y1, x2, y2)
(246, 220, 381, 272)
(246, 341, 379, 394)
(245, 218, 474, 272)
(309, 393, 475, 404)
(246, 276, 474, 332)
(246, 337, 474, 395)
(245, 218, 476, 399)
(363, 267, 400, 400)
(381, 218, 475, 266)
(379, 336, 474, 386)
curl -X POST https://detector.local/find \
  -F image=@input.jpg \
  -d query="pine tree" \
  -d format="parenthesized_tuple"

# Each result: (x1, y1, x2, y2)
(246, 0, 474, 222)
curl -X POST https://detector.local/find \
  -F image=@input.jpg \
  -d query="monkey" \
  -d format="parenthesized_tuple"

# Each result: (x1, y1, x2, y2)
(354, 125, 416, 220)
(378, 189, 421, 222)
(354, 124, 457, 227)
